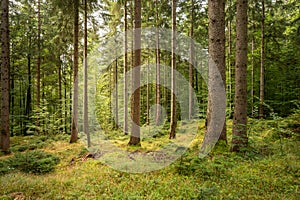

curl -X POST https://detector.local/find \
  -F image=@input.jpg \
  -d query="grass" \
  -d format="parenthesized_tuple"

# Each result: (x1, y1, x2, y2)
(0, 114, 299, 199)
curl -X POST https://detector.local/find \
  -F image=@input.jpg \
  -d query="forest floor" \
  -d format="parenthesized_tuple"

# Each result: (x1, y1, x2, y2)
(0, 112, 299, 199)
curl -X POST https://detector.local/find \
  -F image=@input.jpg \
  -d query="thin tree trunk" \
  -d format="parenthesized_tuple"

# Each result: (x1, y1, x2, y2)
(259, 0, 265, 119)
(155, 0, 161, 126)
(58, 58, 62, 128)
(231, 0, 248, 152)
(64, 73, 68, 134)
(123, 0, 128, 135)
(10, 53, 14, 137)
(24, 52, 31, 135)
(228, 0, 233, 118)
(83, 0, 90, 147)
(251, 34, 255, 118)
(36, 0, 41, 125)
(189, 0, 194, 120)
(70, 0, 79, 143)
(1, 0, 10, 152)
(114, 58, 119, 128)
(169, 0, 177, 139)
(146, 51, 150, 125)
(129, 0, 141, 145)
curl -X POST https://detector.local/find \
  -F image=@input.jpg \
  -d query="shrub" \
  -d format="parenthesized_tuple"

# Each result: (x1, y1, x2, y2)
(0, 159, 11, 175)
(11, 151, 59, 174)
(3, 151, 60, 175)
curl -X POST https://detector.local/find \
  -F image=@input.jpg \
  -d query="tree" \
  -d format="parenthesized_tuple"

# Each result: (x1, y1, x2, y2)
(169, 0, 177, 139)
(203, 0, 227, 145)
(36, 0, 41, 124)
(129, 0, 141, 145)
(1, 0, 10, 152)
(123, 0, 128, 135)
(83, 0, 91, 147)
(70, 0, 79, 143)
(188, 0, 194, 120)
(155, 0, 162, 126)
(231, 0, 248, 152)
(259, 0, 265, 119)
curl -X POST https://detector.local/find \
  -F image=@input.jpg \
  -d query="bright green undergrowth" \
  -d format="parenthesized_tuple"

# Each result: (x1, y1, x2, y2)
(0, 113, 299, 199)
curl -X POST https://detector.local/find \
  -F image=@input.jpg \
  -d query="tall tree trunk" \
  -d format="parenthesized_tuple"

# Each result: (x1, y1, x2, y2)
(24, 52, 31, 135)
(70, 0, 79, 143)
(231, 0, 248, 152)
(36, 0, 41, 125)
(169, 0, 177, 139)
(64, 70, 68, 134)
(1, 0, 10, 152)
(58, 57, 62, 127)
(251, 33, 255, 118)
(10, 53, 14, 137)
(228, 0, 233, 118)
(83, 0, 90, 147)
(203, 0, 227, 146)
(155, 0, 161, 126)
(259, 0, 265, 119)
(123, 0, 128, 135)
(146, 52, 150, 125)
(114, 58, 119, 128)
(189, 0, 194, 120)
(129, 0, 141, 145)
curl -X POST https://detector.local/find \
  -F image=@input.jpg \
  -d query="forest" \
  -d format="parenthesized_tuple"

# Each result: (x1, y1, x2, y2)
(0, 0, 299, 199)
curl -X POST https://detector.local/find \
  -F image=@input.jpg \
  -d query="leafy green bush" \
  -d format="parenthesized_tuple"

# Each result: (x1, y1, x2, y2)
(11, 151, 59, 174)
(0, 151, 60, 175)
(0, 159, 11, 175)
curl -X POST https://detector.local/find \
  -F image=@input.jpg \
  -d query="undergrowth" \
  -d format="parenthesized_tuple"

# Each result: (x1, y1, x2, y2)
(0, 112, 299, 199)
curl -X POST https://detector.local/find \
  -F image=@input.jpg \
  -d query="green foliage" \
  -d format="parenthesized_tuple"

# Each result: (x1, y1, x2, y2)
(0, 159, 11, 175)
(1, 114, 300, 199)
(0, 151, 59, 175)
(10, 151, 60, 174)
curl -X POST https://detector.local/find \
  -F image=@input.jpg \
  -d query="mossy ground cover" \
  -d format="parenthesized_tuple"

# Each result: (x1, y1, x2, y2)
(0, 114, 299, 199)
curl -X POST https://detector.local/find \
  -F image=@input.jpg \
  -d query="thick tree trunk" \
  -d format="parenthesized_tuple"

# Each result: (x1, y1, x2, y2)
(259, 0, 265, 119)
(169, 0, 177, 139)
(70, 0, 79, 143)
(123, 0, 128, 135)
(83, 0, 90, 147)
(129, 0, 141, 145)
(1, 0, 10, 153)
(231, 0, 248, 152)
(204, 0, 227, 144)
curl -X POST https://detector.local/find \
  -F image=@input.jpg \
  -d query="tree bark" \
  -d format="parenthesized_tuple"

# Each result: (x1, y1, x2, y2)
(231, 0, 248, 152)
(155, 0, 161, 126)
(259, 0, 265, 119)
(36, 0, 41, 130)
(114, 58, 119, 128)
(83, 0, 90, 147)
(129, 0, 141, 145)
(169, 0, 177, 139)
(189, 0, 194, 120)
(228, 0, 233, 118)
(204, 0, 227, 145)
(123, 0, 128, 135)
(1, 0, 10, 153)
(70, 0, 79, 143)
